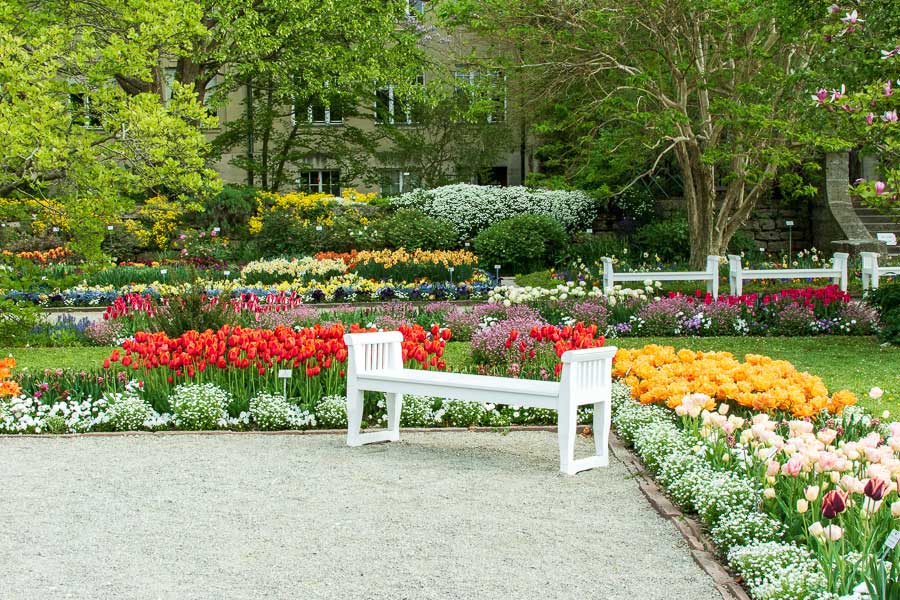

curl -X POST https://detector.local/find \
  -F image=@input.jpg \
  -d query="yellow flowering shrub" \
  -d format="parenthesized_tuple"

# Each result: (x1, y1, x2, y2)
(137, 195, 200, 250)
(248, 191, 338, 235)
(613, 345, 857, 417)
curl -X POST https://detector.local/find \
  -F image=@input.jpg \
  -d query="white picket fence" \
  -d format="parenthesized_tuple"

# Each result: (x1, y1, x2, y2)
(599, 253, 857, 297)
(601, 256, 721, 299)
(727, 253, 849, 296)
(861, 252, 900, 291)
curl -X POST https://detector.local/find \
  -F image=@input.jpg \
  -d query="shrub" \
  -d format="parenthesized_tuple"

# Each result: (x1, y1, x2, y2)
(0, 299, 46, 345)
(169, 383, 229, 430)
(727, 542, 826, 600)
(564, 232, 628, 265)
(475, 214, 567, 275)
(105, 391, 155, 431)
(315, 394, 348, 429)
(391, 184, 597, 239)
(631, 215, 690, 263)
(149, 288, 235, 337)
(710, 512, 783, 556)
(869, 281, 900, 345)
(514, 270, 559, 288)
(441, 399, 486, 427)
(250, 391, 314, 430)
(377, 209, 458, 250)
(399, 395, 437, 427)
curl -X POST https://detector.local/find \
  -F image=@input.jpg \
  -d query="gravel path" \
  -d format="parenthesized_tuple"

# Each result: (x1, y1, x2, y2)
(0, 432, 722, 600)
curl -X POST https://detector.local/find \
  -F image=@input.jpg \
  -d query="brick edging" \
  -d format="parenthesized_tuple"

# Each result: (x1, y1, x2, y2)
(608, 434, 751, 600)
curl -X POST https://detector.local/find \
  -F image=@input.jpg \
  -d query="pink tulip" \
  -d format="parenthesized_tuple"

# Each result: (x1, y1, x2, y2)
(766, 460, 780, 477)
(782, 456, 803, 476)
(841, 10, 862, 25)
(823, 524, 843, 542)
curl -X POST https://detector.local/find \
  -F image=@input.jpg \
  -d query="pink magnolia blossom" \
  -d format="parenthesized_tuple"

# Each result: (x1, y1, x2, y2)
(830, 84, 846, 102)
(866, 112, 876, 125)
(882, 46, 900, 60)
(882, 110, 899, 123)
(828, 3, 841, 14)
(875, 181, 887, 195)
(812, 88, 828, 105)
(885, 80, 893, 97)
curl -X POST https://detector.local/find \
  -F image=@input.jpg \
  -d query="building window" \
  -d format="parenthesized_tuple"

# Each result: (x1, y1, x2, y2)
(298, 170, 341, 196)
(70, 93, 101, 128)
(375, 75, 424, 125)
(453, 68, 506, 123)
(295, 82, 343, 125)
(380, 169, 421, 197)
(406, 0, 427, 15)
(203, 75, 219, 121)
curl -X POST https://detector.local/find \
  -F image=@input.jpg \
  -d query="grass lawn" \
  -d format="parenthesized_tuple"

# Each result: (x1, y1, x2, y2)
(5, 336, 900, 415)
(1, 346, 115, 372)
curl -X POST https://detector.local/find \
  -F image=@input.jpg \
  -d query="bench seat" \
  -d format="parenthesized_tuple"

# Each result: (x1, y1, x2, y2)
(358, 369, 561, 409)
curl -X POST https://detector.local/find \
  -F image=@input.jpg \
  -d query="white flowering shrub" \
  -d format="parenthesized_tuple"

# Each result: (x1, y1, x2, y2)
(727, 542, 826, 600)
(250, 391, 315, 430)
(710, 511, 783, 556)
(442, 399, 487, 427)
(693, 472, 758, 526)
(169, 383, 230, 430)
(0, 394, 110, 433)
(105, 391, 155, 431)
(315, 395, 348, 429)
(632, 421, 691, 473)
(399, 395, 436, 427)
(390, 184, 597, 239)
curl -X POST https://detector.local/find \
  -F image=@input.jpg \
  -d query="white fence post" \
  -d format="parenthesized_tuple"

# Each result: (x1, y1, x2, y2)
(706, 255, 721, 299)
(861, 251, 880, 291)
(832, 252, 850, 292)
(601, 257, 614, 294)
(727, 255, 744, 296)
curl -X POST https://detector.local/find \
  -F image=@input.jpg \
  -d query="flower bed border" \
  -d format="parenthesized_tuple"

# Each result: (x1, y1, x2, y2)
(609, 433, 750, 600)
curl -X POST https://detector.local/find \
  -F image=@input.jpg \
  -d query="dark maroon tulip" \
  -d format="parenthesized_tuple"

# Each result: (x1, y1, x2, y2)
(822, 490, 848, 519)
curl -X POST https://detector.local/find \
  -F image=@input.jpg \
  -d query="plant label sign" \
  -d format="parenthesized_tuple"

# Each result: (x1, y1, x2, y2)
(52, 227, 59, 232)
(785, 220, 794, 227)
(160, 269, 168, 276)
(886, 530, 900, 550)
(278, 369, 293, 379)
(877, 233, 897, 246)
(315, 225, 323, 231)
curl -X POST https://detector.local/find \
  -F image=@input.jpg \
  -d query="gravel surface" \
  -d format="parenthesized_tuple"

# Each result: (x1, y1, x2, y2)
(0, 432, 722, 600)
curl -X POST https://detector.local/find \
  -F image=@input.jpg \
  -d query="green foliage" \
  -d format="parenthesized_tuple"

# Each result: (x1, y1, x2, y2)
(611, 187, 656, 224)
(474, 214, 567, 275)
(0, 4, 221, 259)
(86, 265, 206, 288)
(564, 232, 628, 265)
(148, 288, 234, 338)
(187, 185, 257, 239)
(514, 270, 559, 288)
(869, 283, 900, 345)
(631, 216, 690, 263)
(377, 209, 458, 250)
(0, 299, 45, 345)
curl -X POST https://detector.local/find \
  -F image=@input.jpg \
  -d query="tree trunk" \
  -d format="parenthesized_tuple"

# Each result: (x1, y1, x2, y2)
(676, 142, 718, 268)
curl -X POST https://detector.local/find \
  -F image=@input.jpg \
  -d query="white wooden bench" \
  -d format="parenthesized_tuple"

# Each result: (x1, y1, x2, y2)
(861, 252, 900, 291)
(601, 256, 721, 299)
(343, 331, 617, 475)
(727, 253, 849, 296)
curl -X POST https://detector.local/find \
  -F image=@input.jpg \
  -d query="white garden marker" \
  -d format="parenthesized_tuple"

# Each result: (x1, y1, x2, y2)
(601, 255, 721, 299)
(343, 331, 617, 475)
(727, 253, 848, 296)
(278, 369, 292, 401)
(861, 252, 900, 291)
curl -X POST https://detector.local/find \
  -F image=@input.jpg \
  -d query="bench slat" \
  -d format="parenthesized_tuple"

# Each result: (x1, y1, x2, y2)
(358, 370, 562, 410)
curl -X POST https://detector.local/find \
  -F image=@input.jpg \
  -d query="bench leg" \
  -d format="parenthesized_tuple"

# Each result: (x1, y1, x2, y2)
(559, 399, 611, 476)
(592, 400, 610, 468)
(385, 392, 403, 441)
(347, 388, 402, 447)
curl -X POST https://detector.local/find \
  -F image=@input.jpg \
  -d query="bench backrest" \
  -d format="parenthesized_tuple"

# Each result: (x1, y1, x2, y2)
(344, 331, 404, 376)
(559, 347, 617, 401)
(728, 252, 849, 295)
